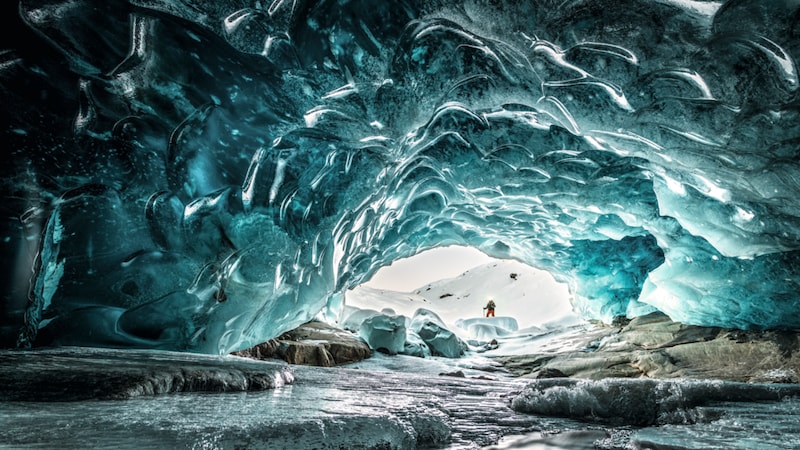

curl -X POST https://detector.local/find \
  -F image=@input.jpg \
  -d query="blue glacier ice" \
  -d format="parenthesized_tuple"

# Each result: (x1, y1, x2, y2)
(409, 308, 467, 358)
(1, 0, 800, 354)
(342, 304, 467, 357)
(358, 313, 407, 355)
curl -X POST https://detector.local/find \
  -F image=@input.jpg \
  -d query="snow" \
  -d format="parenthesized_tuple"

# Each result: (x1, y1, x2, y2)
(341, 258, 586, 358)
(344, 259, 579, 336)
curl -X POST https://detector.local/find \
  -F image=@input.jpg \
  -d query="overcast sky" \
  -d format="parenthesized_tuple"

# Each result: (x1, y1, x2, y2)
(363, 246, 495, 292)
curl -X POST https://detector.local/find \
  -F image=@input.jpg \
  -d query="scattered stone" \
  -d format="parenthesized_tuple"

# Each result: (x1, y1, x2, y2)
(471, 375, 495, 381)
(535, 368, 567, 379)
(483, 339, 499, 351)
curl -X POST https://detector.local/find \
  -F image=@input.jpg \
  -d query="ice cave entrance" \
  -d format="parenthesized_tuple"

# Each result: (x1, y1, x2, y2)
(345, 246, 575, 333)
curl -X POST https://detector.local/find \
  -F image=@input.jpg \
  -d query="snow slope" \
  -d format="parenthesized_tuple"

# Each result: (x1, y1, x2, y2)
(344, 259, 579, 332)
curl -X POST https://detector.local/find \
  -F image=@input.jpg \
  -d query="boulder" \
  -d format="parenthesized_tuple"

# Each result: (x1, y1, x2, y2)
(233, 321, 372, 367)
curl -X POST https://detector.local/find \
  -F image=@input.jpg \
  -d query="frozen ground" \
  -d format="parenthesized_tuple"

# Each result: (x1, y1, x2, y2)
(3, 330, 800, 449)
(0, 347, 566, 449)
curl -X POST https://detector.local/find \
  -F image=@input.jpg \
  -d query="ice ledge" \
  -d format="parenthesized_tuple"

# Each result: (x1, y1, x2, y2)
(0, 347, 294, 401)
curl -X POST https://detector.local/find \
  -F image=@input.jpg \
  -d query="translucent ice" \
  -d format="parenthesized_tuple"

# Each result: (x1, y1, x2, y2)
(358, 313, 407, 355)
(340, 306, 383, 333)
(402, 330, 431, 358)
(511, 377, 800, 426)
(3, 0, 800, 353)
(409, 309, 467, 358)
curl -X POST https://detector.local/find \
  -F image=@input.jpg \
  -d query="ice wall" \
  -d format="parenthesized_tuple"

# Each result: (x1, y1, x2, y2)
(2, 0, 799, 354)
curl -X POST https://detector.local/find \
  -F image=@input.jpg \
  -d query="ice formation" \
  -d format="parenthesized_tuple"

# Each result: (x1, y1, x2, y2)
(409, 308, 467, 357)
(2, 0, 800, 354)
(511, 377, 800, 426)
(341, 304, 466, 357)
(358, 313, 407, 355)
(455, 317, 520, 341)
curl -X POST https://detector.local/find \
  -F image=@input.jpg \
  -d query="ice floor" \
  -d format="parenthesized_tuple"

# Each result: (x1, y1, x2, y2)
(0, 350, 551, 449)
(2, 339, 800, 449)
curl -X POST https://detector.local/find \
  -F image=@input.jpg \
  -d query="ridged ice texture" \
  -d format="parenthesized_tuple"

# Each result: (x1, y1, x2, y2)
(2, 0, 800, 353)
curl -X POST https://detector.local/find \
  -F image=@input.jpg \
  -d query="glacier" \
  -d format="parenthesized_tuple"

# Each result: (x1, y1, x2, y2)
(1, 0, 800, 355)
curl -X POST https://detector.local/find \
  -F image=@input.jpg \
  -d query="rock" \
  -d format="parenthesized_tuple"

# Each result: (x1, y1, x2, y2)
(233, 339, 282, 360)
(439, 370, 466, 377)
(282, 342, 335, 366)
(493, 312, 800, 383)
(233, 321, 372, 367)
(535, 368, 568, 379)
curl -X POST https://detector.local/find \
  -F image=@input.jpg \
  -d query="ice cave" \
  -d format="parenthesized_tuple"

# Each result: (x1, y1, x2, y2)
(2, 0, 800, 357)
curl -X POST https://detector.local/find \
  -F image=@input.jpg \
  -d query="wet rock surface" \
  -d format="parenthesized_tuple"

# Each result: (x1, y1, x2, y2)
(492, 312, 800, 383)
(232, 321, 373, 367)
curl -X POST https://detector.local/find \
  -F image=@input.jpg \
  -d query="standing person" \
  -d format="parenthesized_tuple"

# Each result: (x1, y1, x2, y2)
(484, 298, 496, 317)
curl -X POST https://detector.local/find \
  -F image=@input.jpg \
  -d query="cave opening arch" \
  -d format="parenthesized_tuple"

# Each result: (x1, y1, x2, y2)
(330, 205, 667, 335)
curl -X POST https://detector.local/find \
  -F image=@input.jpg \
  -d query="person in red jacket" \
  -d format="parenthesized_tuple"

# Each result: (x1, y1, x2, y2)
(484, 298, 496, 317)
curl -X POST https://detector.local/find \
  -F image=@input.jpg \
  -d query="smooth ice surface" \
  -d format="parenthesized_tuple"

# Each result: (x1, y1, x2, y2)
(0, 348, 528, 449)
(0, 347, 294, 402)
(3, 0, 800, 353)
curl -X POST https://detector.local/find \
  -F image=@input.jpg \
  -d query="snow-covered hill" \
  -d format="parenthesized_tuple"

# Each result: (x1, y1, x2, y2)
(344, 259, 579, 331)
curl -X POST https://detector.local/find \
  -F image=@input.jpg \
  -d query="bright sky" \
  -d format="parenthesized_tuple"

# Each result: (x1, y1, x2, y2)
(364, 246, 495, 291)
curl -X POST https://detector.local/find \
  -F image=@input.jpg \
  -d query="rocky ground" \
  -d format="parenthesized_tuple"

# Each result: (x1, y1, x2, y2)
(233, 312, 800, 385)
(491, 312, 800, 383)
